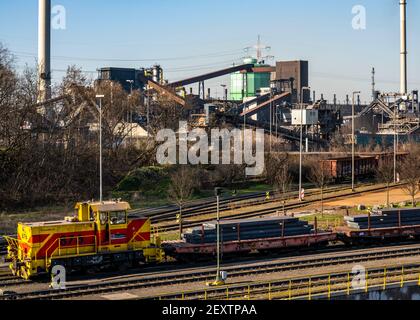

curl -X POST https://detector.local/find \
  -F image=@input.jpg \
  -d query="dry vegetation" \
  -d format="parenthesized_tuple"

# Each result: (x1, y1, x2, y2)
(0, 44, 167, 209)
(1, 41, 420, 214)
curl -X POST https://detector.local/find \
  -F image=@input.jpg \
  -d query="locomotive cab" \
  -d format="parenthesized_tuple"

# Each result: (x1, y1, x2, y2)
(75, 201, 132, 250)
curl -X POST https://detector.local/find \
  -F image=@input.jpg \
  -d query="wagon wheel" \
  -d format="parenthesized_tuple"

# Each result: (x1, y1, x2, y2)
(20, 266, 29, 280)
(117, 262, 130, 272)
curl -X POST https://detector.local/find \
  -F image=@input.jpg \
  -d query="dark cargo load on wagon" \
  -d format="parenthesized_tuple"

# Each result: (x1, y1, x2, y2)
(183, 217, 314, 244)
(344, 208, 420, 230)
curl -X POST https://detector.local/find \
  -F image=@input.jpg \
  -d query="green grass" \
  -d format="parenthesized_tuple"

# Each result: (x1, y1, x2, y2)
(300, 213, 345, 229)
(131, 198, 172, 209)
(391, 202, 420, 209)
(233, 183, 271, 194)
(158, 231, 181, 242)
(353, 202, 420, 214)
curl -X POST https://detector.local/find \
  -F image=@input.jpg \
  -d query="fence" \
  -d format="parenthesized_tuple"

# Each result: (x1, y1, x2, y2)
(155, 263, 420, 301)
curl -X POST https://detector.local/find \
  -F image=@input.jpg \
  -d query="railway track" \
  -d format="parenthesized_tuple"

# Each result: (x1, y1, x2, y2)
(0, 265, 30, 287)
(0, 185, 355, 255)
(0, 183, 398, 252)
(133, 182, 374, 224)
(2, 243, 420, 300)
(0, 236, 7, 256)
(0, 276, 28, 287)
(152, 264, 420, 300)
(157, 183, 397, 232)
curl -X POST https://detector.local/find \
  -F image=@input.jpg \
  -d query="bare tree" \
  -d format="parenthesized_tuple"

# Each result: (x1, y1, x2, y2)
(167, 166, 197, 239)
(0, 44, 161, 208)
(144, 95, 187, 134)
(265, 153, 282, 186)
(307, 158, 333, 216)
(273, 154, 293, 215)
(375, 158, 395, 208)
(215, 164, 245, 188)
(400, 147, 420, 207)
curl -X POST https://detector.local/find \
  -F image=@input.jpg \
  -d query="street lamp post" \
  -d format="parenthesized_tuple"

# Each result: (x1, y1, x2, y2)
(126, 80, 134, 141)
(96, 95, 105, 202)
(126, 80, 134, 95)
(208, 187, 224, 286)
(126, 80, 134, 122)
(394, 107, 398, 183)
(299, 86, 310, 201)
(147, 86, 151, 138)
(221, 84, 227, 101)
(352, 91, 361, 192)
(269, 88, 273, 152)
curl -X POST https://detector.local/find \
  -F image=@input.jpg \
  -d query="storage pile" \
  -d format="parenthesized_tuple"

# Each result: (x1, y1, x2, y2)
(183, 217, 313, 244)
(344, 208, 420, 230)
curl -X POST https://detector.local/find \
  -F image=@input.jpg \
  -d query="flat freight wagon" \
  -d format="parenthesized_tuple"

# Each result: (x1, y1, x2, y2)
(337, 208, 420, 244)
(164, 233, 337, 260)
(163, 217, 336, 260)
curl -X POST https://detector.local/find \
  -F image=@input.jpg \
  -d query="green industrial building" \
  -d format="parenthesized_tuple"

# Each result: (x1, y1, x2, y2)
(230, 58, 273, 101)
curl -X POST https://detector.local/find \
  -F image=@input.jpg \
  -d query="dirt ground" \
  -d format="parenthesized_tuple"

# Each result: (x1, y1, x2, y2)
(323, 188, 419, 208)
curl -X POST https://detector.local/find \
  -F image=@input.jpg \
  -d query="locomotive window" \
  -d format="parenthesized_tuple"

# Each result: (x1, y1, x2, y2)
(100, 212, 108, 225)
(110, 211, 127, 225)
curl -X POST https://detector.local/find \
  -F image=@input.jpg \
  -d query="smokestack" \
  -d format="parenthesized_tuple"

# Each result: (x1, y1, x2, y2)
(400, 0, 407, 95)
(38, 0, 51, 103)
(371, 67, 376, 101)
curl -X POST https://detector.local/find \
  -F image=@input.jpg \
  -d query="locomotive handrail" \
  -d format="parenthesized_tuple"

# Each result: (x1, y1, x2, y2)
(3, 236, 19, 256)
(45, 235, 97, 267)
(5, 235, 31, 247)
(3, 236, 19, 248)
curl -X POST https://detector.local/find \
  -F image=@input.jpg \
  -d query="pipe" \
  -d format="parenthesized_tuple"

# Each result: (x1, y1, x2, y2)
(400, 0, 407, 95)
(38, 0, 51, 103)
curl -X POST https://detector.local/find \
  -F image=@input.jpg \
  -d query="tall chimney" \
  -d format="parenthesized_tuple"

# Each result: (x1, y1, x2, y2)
(400, 0, 407, 95)
(38, 0, 51, 103)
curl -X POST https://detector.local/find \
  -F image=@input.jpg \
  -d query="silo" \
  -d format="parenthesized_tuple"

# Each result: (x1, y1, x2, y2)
(229, 58, 271, 101)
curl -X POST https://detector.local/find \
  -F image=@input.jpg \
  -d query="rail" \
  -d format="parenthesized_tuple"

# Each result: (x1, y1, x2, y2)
(3, 244, 420, 300)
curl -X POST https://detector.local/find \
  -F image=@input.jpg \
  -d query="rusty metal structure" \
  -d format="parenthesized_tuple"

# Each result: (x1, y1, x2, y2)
(354, 0, 420, 141)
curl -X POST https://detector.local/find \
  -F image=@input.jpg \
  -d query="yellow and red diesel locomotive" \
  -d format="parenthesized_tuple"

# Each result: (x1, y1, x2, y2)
(5, 200, 164, 279)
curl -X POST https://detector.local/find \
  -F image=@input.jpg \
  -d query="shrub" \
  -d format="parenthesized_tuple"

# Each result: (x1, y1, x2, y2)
(115, 166, 170, 197)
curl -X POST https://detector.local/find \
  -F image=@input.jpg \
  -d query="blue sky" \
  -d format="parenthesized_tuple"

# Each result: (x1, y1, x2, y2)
(0, 0, 419, 102)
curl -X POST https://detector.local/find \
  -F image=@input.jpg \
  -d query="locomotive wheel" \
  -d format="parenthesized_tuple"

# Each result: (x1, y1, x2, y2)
(117, 262, 130, 272)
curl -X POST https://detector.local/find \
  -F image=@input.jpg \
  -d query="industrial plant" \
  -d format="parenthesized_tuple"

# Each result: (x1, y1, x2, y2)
(30, 0, 420, 154)
(1, 0, 420, 306)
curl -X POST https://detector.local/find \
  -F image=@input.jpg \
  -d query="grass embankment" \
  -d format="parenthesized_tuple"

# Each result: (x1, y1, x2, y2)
(300, 213, 345, 230)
